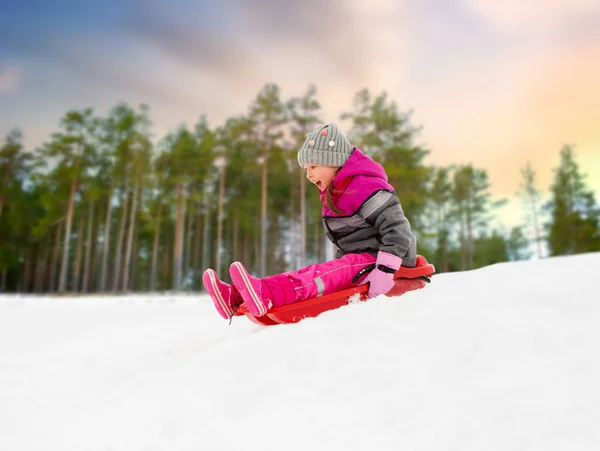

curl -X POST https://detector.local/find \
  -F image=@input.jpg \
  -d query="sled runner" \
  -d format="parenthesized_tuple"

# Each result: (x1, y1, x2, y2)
(235, 255, 435, 326)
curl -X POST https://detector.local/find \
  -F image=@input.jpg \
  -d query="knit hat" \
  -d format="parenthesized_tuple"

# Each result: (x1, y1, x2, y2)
(297, 123, 353, 168)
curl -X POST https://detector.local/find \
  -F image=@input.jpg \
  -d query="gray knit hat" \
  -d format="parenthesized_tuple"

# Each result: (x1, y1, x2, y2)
(297, 123, 353, 168)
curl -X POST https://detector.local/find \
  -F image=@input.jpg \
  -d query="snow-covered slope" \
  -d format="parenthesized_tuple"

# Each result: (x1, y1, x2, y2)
(1, 252, 598, 451)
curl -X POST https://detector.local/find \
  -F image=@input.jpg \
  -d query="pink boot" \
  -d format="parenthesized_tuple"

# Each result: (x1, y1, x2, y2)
(202, 269, 243, 319)
(229, 262, 274, 317)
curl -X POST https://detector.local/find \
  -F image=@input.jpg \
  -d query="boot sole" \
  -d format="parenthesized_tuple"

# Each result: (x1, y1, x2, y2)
(230, 262, 268, 317)
(202, 269, 233, 319)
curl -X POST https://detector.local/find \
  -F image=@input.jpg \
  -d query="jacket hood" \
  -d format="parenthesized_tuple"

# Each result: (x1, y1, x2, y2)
(335, 147, 388, 183)
(319, 147, 394, 214)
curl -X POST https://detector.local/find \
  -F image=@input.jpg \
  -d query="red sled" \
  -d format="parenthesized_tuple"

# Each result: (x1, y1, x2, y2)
(234, 255, 435, 326)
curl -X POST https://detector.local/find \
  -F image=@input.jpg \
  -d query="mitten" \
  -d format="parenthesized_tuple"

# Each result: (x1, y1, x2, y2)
(364, 251, 402, 298)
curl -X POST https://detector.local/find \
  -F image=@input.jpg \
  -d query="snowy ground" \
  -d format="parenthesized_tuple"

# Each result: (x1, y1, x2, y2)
(1, 252, 599, 451)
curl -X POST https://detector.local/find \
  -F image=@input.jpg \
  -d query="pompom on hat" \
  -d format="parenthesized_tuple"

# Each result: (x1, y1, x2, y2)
(297, 123, 353, 168)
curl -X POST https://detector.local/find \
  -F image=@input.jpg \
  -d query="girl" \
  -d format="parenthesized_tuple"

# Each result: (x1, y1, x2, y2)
(202, 122, 417, 319)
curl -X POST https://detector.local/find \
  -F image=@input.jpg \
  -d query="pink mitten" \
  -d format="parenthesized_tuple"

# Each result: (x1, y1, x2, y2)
(364, 251, 402, 298)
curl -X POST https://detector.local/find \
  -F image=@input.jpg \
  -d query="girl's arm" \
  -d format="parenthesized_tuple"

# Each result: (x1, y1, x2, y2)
(373, 195, 414, 260)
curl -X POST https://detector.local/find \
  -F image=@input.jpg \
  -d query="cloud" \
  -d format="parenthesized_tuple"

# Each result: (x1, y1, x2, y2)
(104, 0, 414, 129)
(124, 1, 411, 93)
(1, 1, 413, 130)
(414, 26, 600, 199)
(0, 65, 20, 92)
(519, 38, 600, 190)
(461, 0, 600, 31)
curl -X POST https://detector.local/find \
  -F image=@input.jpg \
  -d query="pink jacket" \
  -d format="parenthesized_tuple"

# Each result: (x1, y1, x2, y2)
(318, 147, 417, 266)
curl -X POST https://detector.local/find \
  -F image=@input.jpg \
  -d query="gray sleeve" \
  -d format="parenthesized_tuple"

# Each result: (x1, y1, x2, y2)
(362, 190, 415, 258)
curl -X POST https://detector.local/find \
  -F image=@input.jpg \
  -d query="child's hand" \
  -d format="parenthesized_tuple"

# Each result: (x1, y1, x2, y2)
(365, 252, 402, 298)
(365, 268, 395, 297)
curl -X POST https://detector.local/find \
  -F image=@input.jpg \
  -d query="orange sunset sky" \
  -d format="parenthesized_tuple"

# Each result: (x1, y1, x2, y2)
(1, 0, 599, 232)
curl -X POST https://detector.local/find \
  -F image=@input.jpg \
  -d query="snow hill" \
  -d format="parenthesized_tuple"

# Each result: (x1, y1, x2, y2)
(1, 252, 599, 451)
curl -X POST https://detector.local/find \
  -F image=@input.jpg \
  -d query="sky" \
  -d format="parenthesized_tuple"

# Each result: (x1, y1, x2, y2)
(1, 0, 599, 230)
(0, 251, 599, 450)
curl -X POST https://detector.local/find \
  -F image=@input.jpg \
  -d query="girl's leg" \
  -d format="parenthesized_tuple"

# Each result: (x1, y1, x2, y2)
(265, 253, 376, 305)
(202, 269, 243, 319)
(229, 253, 376, 316)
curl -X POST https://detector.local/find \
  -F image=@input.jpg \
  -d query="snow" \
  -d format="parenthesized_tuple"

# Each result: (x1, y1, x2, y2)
(1, 252, 599, 451)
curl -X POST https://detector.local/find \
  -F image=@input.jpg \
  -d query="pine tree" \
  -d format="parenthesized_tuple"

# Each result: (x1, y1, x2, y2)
(37, 109, 98, 292)
(341, 89, 431, 229)
(517, 162, 544, 258)
(545, 144, 600, 255)
(506, 226, 532, 261)
(247, 83, 287, 277)
(287, 84, 322, 268)
(429, 166, 453, 272)
(0, 128, 32, 222)
(452, 165, 505, 270)
(0, 128, 35, 290)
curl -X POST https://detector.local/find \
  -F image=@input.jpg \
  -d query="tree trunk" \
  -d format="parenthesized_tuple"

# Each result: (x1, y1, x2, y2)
(232, 213, 239, 263)
(0, 269, 6, 292)
(230, 216, 235, 263)
(122, 178, 139, 291)
(173, 182, 186, 291)
(530, 193, 543, 259)
(275, 216, 285, 271)
(216, 166, 226, 275)
(298, 168, 306, 268)
(289, 169, 297, 267)
(267, 214, 278, 275)
(254, 231, 260, 273)
(35, 240, 48, 293)
(112, 184, 130, 292)
(130, 232, 139, 291)
(91, 219, 103, 292)
(150, 196, 163, 292)
(201, 191, 211, 274)
(72, 215, 84, 291)
(21, 247, 31, 293)
(100, 188, 114, 291)
(82, 200, 95, 293)
(192, 199, 202, 290)
(184, 192, 195, 281)
(436, 205, 448, 273)
(49, 221, 63, 292)
(0, 193, 4, 224)
(459, 207, 466, 271)
(0, 163, 10, 223)
(260, 154, 268, 277)
(161, 239, 170, 291)
(466, 207, 474, 270)
(58, 177, 78, 292)
(243, 235, 250, 270)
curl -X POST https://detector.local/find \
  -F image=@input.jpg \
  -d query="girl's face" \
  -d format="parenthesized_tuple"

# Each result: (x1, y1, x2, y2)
(303, 165, 338, 191)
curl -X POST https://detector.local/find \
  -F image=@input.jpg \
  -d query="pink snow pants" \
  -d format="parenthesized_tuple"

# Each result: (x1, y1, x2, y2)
(261, 253, 377, 307)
